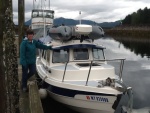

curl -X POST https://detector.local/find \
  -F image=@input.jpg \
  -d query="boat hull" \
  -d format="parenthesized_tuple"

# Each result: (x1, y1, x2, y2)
(43, 83, 123, 113)
(47, 88, 116, 113)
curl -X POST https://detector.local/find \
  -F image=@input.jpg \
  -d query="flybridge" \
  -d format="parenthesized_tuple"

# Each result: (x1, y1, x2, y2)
(31, 0, 54, 34)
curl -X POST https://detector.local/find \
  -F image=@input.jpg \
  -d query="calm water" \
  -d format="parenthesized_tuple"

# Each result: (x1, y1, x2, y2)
(42, 36, 150, 113)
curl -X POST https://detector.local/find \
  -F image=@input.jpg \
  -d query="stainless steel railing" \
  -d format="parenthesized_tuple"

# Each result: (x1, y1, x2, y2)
(62, 59, 126, 85)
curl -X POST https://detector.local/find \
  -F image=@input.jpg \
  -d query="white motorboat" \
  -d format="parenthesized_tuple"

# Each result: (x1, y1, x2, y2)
(36, 24, 133, 113)
(30, 0, 54, 39)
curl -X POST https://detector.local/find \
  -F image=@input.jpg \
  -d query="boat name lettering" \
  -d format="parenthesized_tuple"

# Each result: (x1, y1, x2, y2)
(86, 96, 109, 102)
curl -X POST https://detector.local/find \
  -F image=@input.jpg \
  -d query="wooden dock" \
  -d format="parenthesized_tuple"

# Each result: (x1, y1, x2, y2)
(18, 65, 44, 113)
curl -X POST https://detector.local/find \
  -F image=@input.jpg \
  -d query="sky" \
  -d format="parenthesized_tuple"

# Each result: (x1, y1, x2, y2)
(13, 0, 150, 24)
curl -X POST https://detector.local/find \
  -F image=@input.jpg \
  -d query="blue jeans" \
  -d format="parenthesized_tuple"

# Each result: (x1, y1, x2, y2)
(22, 64, 36, 89)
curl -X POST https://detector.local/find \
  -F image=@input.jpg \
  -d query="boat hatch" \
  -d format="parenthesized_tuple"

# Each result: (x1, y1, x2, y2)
(76, 63, 100, 67)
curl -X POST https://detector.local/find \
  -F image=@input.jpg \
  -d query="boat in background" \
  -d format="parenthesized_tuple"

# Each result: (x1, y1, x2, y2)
(30, 0, 54, 39)
(36, 23, 133, 113)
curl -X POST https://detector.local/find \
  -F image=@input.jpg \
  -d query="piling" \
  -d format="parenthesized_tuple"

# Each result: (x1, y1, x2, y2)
(18, 0, 25, 55)
(29, 81, 44, 113)
(0, 0, 7, 111)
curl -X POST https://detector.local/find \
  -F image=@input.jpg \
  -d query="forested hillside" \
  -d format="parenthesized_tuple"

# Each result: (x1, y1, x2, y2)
(122, 7, 150, 25)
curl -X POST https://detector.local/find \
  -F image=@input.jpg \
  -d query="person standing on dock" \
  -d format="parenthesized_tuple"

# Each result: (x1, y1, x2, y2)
(20, 29, 53, 92)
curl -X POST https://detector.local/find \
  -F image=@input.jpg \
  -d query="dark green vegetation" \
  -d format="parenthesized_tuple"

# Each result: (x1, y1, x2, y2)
(113, 37, 150, 59)
(122, 7, 150, 25)
(105, 27, 150, 38)
(105, 7, 150, 38)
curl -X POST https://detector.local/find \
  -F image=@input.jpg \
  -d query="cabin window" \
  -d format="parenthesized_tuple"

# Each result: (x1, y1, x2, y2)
(32, 11, 38, 18)
(39, 11, 43, 17)
(32, 10, 54, 18)
(52, 49, 69, 63)
(92, 48, 105, 60)
(73, 48, 89, 60)
(46, 12, 54, 18)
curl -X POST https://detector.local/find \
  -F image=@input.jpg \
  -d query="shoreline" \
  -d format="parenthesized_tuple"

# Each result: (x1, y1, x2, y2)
(104, 25, 150, 38)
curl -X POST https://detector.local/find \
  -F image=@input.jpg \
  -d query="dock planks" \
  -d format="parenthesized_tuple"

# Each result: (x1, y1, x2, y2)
(29, 81, 44, 113)
(18, 64, 44, 113)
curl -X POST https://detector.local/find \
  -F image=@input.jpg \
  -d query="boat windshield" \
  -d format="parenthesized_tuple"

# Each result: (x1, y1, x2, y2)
(73, 48, 89, 60)
(92, 48, 105, 60)
(52, 49, 69, 63)
(32, 10, 54, 18)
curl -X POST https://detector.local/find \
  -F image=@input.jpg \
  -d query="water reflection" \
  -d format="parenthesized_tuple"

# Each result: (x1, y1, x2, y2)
(113, 37, 150, 59)
(97, 36, 150, 109)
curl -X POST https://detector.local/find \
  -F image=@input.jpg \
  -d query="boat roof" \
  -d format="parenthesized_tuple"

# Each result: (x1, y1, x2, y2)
(52, 44, 106, 50)
(32, 9, 54, 13)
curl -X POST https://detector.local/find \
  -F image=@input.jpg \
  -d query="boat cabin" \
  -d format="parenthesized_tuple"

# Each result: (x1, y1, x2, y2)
(40, 42, 106, 65)
(31, 9, 54, 29)
(36, 25, 123, 82)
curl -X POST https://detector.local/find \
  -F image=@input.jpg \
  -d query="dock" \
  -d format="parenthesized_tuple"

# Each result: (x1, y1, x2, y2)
(18, 65, 44, 113)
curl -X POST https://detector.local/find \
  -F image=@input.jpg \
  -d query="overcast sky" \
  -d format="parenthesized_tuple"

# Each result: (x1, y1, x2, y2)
(13, 0, 150, 24)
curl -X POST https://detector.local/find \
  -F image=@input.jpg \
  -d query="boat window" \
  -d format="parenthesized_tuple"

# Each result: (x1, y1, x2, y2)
(43, 12, 47, 17)
(92, 48, 105, 60)
(32, 10, 54, 18)
(47, 12, 54, 18)
(32, 11, 38, 18)
(73, 48, 89, 60)
(39, 11, 43, 17)
(52, 49, 69, 63)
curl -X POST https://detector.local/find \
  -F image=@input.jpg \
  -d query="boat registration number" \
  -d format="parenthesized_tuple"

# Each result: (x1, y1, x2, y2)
(86, 95, 109, 102)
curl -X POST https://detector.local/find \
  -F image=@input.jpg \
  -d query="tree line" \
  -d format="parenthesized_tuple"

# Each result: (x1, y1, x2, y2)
(122, 7, 150, 25)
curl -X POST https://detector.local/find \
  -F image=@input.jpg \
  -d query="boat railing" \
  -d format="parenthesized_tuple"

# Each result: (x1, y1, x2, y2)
(62, 59, 126, 85)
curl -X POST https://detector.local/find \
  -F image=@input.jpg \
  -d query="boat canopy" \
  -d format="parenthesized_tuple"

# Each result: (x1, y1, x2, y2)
(52, 44, 106, 50)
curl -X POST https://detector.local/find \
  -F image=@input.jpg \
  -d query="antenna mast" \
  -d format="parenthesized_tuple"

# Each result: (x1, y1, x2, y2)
(79, 11, 81, 24)
(33, 0, 35, 9)
(49, 0, 50, 9)
(41, 0, 42, 9)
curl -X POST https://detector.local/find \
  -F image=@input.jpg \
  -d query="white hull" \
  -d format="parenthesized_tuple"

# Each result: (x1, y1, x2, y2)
(47, 91, 115, 113)
(36, 35, 132, 113)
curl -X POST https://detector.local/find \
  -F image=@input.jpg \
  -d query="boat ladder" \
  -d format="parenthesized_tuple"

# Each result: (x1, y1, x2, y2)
(121, 88, 150, 113)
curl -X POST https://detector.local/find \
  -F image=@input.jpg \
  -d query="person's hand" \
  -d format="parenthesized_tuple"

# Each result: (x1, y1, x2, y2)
(52, 43, 59, 46)
(47, 43, 53, 47)
(47, 42, 59, 47)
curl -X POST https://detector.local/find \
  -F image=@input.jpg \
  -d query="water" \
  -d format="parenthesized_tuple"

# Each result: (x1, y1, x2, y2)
(42, 36, 150, 113)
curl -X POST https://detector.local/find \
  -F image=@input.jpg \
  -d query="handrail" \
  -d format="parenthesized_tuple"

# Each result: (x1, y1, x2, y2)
(86, 61, 93, 86)
(62, 61, 69, 82)
(60, 58, 126, 85)
(68, 58, 126, 62)
(119, 59, 125, 80)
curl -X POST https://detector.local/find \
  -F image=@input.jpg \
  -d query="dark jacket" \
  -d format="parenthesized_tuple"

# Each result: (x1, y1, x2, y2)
(20, 39, 52, 66)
